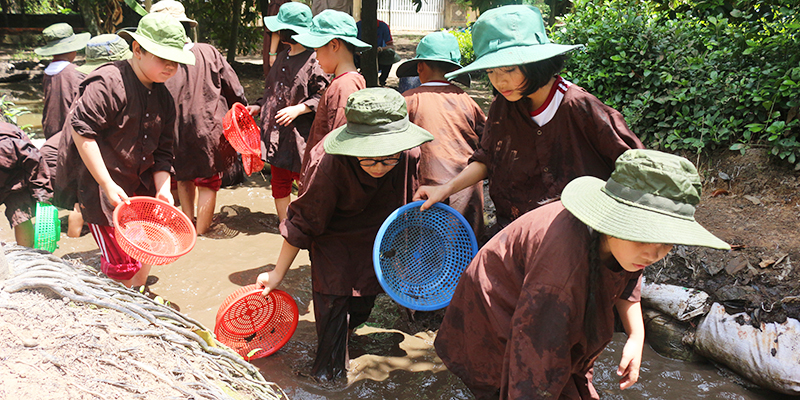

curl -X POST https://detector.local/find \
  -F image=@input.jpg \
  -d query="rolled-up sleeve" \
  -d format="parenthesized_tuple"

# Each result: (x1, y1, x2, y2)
(69, 75, 118, 140)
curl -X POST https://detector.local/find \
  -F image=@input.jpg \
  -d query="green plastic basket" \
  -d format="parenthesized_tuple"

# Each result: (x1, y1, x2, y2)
(33, 202, 60, 252)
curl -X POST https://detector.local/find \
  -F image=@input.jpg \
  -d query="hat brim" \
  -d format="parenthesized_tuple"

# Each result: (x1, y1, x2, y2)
(118, 30, 195, 65)
(292, 32, 371, 51)
(263, 16, 310, 35)
(76, 60, 108, 75)
(396, 58, 470, 87)
(323, 122, 433, 157)
(445, 43, 583, 79)
(35, 32, 91, 56)
(561, 176, 730, 250)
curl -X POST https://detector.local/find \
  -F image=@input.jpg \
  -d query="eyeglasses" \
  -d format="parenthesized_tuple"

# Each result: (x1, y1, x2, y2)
(358, 155, 402, 167)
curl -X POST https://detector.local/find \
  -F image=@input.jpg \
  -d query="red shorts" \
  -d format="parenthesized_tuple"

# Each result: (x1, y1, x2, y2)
(270, 165, 300, 199)
(89, 224, 142, 281)
(171, 173, 223, 192)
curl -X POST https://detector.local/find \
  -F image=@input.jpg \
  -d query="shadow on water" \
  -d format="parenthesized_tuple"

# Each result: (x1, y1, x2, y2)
(202, 204, 280, 239)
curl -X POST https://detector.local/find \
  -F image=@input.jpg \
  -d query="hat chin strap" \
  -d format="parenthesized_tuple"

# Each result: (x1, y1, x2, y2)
(344, 114, 410, 136)
(601, 178, 696, 220)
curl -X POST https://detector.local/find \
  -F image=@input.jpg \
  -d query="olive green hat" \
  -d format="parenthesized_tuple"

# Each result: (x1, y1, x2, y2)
(396, 31, 470, 87)
(292, 10, 370, 51)
(324, 88, 434, 157)
(264, 2, 312, 35)
(76, 34, 133, 75)
(118, 13, 195, 65)
(446, 5, 583, 79)
(35, 23, 91, 57)
(562, 149, 730, 250)
(150, 0, 198, 27)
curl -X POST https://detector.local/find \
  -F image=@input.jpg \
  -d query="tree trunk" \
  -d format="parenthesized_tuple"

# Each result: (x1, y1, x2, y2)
(227, 0, 243, 63)
(361, 0, 378, 88)
(75, 0, 100, 35)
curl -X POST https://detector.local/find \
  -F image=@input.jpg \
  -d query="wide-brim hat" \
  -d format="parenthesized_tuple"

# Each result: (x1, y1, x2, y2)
(445, 5, 582, 79)
(35, 23, 91, 56)
(264, 2, 312, 35)
(396, 31, 470, 87)
(292, 9, 370, 51)
(324, 88, 433, 157)
(561, 149, 730, 250)
(119, 13, 195, 65)
(76, 34, 133, 74)
(150, 0, 198, 27)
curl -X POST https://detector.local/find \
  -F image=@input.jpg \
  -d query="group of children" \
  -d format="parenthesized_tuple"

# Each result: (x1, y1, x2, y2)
(0, 2, 731, 398)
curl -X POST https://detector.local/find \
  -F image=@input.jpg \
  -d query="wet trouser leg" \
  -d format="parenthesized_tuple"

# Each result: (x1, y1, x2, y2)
(310, 292, 376, 380)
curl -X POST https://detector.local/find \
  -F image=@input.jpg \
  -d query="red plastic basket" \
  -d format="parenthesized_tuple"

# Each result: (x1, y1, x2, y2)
(214, 285, 299, 360)
(243, 153, 264, 176)
(223, 102, 261, 156)
(113, 197, 197, 265)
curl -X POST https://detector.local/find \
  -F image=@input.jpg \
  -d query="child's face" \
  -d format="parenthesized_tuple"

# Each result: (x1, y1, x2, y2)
(603, 237, 672, 273)
(314, 40, 337, 74)
(133, 43, 178, 84)
(357, 153, 401, 178)
(486, 66, 526, 102)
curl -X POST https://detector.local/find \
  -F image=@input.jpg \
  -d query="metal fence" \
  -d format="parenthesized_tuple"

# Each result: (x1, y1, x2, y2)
(377, 0, 445, 32)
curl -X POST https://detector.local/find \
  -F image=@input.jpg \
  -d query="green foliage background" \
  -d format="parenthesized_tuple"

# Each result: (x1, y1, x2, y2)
(551, 0, 800, 162)
(184, 0, 262, 56)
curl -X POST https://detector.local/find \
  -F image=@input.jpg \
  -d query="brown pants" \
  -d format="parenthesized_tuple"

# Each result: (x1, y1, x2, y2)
(311, 292, 376, 380)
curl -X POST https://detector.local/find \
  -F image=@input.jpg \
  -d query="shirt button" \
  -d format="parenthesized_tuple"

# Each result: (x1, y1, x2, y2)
(142, 157, 146, 161)
(282, 68, 285, 71)
(148, 91, 151, 95)
(145, 113, 149, 117)
(144, 135, 148, 139)
(537, 130, 543, 136)
(543, 167, 549, 172)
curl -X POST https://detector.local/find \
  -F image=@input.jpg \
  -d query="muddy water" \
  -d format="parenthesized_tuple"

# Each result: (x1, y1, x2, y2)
(1, 78, 795, 399)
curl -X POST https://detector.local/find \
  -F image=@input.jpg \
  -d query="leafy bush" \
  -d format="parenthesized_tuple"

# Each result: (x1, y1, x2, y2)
(184, 0, 262, 57)
(450, 28, 476, 67)
(551, 0, 800, 162)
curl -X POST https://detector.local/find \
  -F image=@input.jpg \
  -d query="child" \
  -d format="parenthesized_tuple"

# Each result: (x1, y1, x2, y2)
(0, 121, 52, 247)
(356, 17, 397, 86)
(397, 31, 487, 238)
(246, 2, 328, 221)
(435, 149, 730, 399)
(45, 33, 132, 238)
(261, 0, 291, 76)
(35, 22, 91, 140)
(414, 5, 643, 230)
(291, 9, 371, 180)
(152, 0, 248, 235)
(58, 13, 195, 288)
(255, 88, 434, 380)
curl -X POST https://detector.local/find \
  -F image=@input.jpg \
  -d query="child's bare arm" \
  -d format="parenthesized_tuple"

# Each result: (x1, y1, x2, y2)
(275, 104, 312, 126)
(615, 298, 645, 390)
(70, 124, 129, 207)
(153, 170, 173, 205)
(414, 161, 488, 211)
(257, 239, 300, 296)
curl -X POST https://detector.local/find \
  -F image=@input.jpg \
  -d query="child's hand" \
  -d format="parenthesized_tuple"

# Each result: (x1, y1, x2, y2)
(275, 105, 303, 126)
(156, 189, 174, 206)
(246, 105, 261, 117)
(413, 185, 450, 211)
(256, 269, 286, 296)
(617, 334, 643, 390)
(102, 182, 130, 208)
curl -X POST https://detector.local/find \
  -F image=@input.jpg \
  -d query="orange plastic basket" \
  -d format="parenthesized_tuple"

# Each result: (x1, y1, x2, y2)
(113, 197, 197, 265)
(223, 102, 261, 156)
(214, 285, 299, 360)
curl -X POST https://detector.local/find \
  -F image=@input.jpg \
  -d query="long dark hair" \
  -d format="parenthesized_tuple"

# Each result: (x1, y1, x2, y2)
(279, 29, 298, 45)
(584, 229, 602, 345)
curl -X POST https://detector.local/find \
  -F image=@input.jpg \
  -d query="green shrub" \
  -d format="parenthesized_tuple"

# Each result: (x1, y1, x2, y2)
(552, 0, 800, 162)
(450, 28, 476, 67)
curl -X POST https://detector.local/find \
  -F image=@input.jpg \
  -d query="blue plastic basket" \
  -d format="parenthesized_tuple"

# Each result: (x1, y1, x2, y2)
(373, 201, 478, 311)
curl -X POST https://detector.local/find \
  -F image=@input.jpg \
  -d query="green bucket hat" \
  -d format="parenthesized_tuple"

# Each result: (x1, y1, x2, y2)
(324, 88, 434, 158)
(150, 0, 198, 27)
(264, 2, 312, 35)
(561, 149, 730, 250)
(445, 5, 583, 79)
(396, 31, 470, 87)
(35, 23, 91, 57)
(118, 13, 195, 65)
(292, 10, 370, 51)
(76, 34, 133, 75)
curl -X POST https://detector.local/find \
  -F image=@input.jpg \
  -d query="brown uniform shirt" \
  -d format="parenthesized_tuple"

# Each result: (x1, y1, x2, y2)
(300, 71, 365, 176)
(435, 202, 642, 399)
(165, 43, 247, 181)
(403, 83, 486, 237)
(0, 121, 52, 208)
(58, 60, 175, 226)
(281, 143, 420, 296)
(470, 84, 643, 224)
(257, 48, 328, 172)
(41, 63, 85, 139)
